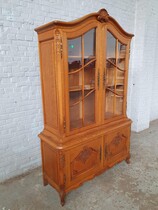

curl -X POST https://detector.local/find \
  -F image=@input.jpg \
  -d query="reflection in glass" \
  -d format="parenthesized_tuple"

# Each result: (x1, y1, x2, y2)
(115, 96, 123, 115)
(68, 28, 96, 130)
(105, 31, 127, 119)
(117, 42, 126, 70)
(84, 61, 95, 89)
(105, 32, 116, 118)
(106, 32, 116, 88)
(68, 37, 82, 72)
(83, 28, 96, 125)
(84, 29, 96, 64)
(106, 31, 116, 64)
(69, 91, 82, 129)
(84, 91, 95, 125)
(69, 72, 82, 92)
(105, 90, 114, 119)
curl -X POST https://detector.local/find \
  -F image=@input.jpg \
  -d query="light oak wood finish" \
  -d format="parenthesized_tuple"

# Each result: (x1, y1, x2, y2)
(35, 8, 133, 206)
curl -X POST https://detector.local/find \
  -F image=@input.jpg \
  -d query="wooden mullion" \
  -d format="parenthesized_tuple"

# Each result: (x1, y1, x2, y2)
(81, 35, 84, 127)
(114, 39, 118, 115)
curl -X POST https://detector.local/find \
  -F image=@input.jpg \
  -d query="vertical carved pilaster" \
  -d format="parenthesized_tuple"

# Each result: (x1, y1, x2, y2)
(55, 29, 63, 58)
(59, 151, 65, 169)
(59, 151, 66, 206)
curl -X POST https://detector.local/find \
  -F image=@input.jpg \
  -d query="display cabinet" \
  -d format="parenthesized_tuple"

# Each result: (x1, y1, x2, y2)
(35, 9, 133, 206)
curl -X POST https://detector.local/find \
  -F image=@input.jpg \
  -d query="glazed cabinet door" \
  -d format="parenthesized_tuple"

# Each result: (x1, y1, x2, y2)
(65, 137, 103, 189)
(64, 25, 101, 134)
(104, 126, 130, 168)
(103, 27, 130, 122)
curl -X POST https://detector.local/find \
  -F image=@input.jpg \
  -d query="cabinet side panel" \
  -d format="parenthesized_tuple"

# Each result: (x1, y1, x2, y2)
(40, 40, 58, 130)
(42, 141, 59, 185)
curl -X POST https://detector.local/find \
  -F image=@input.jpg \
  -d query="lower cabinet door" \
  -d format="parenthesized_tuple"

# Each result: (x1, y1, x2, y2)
(66, 137, 102, 187)
(104, 126, 130, 168)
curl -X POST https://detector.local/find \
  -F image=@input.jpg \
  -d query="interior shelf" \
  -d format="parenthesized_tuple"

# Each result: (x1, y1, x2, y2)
(70, 117, 95, 129)
(68, 55, 96, 59)
(69, 85, 95, 92)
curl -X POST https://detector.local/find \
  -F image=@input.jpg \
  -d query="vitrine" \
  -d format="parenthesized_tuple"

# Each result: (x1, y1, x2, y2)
(35, 9, 133, 206)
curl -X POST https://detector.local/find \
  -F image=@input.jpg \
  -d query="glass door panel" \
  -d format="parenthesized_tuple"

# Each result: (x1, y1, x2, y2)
(115, 42, 126, 116)
(105, 31, 127, 119)
(105, 31, 116, 119)
(118, 42, 126, 70)
(69, 91, 82, 129)
(105, 90, 114, 118)
(84, 91, 95, 126)
(68, 37, 82, 72)
(84, 28, 96, 125)
(68, 28, 96, 130)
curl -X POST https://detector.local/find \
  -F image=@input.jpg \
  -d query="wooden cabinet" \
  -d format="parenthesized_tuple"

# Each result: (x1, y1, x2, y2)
(35, 8, 133, 206)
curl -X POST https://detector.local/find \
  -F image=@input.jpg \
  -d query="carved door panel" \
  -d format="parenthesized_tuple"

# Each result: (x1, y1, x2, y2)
(104, 126, 130, 168)
(66, 137, 102, 187)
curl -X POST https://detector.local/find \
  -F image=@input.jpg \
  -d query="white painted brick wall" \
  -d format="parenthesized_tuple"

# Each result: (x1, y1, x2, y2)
(0, 0, 157, 181)
(128, 0, 158, 131)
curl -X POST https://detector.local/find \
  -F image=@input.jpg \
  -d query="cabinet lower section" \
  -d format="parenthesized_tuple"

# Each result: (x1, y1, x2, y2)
(39, 120, 131, 206)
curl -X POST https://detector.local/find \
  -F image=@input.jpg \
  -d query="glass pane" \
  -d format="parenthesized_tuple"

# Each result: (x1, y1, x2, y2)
(83, 28, 96, 126)
(115, 96, 123, 115)
(68, 28, 96, 130)
(68, 37, 82, 72)
(69, 91, 82, 129)
(105, 31, 116, 118)
(115, 41, 126, 116)
(117, 42, 126, 70)
(106, 31, 116, 65)
(84, 91, 95, 125)
(116, 84, 124, 96)
(106, 31, 116, 88)
(105, 89, 114, 119)
(68, 36, 83, 130)
(84, 61, 95, 89)
(84, 29, 96, 64)
(69, 72, 82, 92)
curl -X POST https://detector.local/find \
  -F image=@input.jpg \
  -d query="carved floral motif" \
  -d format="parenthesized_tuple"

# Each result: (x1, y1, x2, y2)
(55, 29, 63, 56)
(97, 9, 109, 23)
(71, 146, 98, 178)
(113, 133, 123, 146)
(76, 146, 96, 164)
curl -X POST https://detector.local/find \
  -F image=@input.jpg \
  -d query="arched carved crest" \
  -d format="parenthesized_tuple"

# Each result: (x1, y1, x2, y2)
(35, 8, 134, 38)
(97, 9, 109, 23)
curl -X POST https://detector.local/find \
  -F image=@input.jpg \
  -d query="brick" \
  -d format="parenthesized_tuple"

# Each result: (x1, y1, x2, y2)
(0, 0, 158, 183)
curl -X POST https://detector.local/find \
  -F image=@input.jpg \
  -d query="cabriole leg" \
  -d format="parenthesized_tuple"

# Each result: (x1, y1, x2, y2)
(59, 190, 66, 206)
(125, 154, 130, 164)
